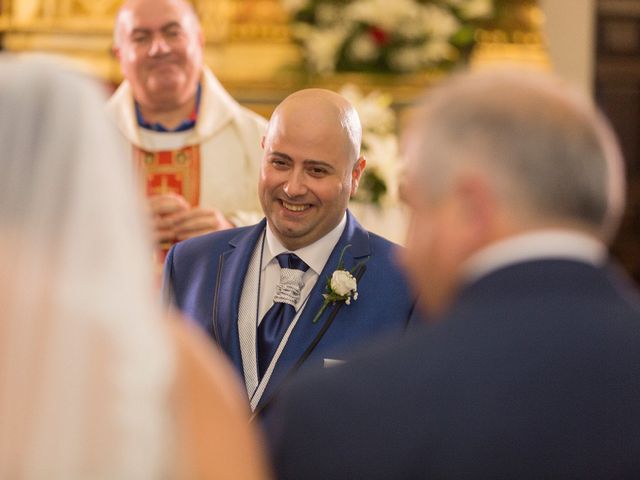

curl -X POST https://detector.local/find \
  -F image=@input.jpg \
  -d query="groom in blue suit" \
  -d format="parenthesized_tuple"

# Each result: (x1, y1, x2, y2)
(163, 88, 420, 427)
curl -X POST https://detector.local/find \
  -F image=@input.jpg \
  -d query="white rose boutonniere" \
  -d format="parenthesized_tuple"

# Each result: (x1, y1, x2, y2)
(330, 270, 358, 300)
(312, 245, 366, 323)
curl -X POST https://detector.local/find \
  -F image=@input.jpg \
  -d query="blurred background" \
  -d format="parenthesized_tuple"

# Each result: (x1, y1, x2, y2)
(0, 0, 638, 280)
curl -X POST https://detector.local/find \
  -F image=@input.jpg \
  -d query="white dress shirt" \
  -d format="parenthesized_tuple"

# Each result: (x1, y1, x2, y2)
(463, 229, 607, 284)
(258, 214, 347, 320)
(238, 214, 347, 406)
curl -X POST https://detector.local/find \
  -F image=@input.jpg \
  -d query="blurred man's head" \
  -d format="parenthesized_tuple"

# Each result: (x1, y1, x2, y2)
(399, 69, 625, 316)
(259, 88, 365, 251)
(113, 0, 203, 113)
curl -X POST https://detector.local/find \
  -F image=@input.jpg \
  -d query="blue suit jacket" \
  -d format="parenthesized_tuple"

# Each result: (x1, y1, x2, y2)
(270, 259, 640, 479)
(164, 210, 421, 421)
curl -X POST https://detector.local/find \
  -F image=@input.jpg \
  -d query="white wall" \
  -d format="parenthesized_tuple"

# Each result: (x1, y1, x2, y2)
(539, 0, 596, 96)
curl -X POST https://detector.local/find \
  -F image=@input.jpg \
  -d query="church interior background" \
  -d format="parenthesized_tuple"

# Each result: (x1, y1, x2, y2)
(0, 0, 638, 280)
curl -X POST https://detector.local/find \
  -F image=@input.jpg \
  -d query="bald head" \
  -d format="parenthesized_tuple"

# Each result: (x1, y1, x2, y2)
(266, 89, 363, 164)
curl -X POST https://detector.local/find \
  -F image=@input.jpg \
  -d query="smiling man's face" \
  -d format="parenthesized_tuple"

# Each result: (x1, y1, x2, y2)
(259, 92, 365, 250)
(114, 0, 203, 111)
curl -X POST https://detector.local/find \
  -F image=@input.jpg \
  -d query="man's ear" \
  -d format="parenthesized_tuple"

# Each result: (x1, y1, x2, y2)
(455, 171, 497, 247)
(350, 156, 367, 197)
(260, 135, 266, 150)
(112, 46, 121, 60)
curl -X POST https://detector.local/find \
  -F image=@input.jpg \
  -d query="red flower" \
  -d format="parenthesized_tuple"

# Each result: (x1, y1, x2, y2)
(368, 26, 390, 45)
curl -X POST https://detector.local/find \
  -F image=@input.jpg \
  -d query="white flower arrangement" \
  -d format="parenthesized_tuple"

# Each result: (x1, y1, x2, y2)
(340, 84, 400, 206)
(282, 0, 494, 74)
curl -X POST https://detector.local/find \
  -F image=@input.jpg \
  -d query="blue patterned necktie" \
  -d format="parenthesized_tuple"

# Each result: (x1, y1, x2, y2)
(257, 253, 309, 380)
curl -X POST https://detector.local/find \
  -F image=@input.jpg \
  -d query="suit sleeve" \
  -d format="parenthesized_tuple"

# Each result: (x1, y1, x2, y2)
(161, 245, 178, 309)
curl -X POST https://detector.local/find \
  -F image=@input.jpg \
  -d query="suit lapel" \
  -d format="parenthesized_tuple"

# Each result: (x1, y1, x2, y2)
(256, 211, 370, 410)
(214, 219, 266, 376)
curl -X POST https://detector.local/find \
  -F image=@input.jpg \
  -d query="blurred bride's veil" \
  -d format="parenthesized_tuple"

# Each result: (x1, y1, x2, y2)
(0, 56, 174, 478)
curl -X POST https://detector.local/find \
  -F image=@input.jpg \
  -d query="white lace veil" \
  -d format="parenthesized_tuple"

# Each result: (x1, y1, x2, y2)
(0, 56, 174, 479)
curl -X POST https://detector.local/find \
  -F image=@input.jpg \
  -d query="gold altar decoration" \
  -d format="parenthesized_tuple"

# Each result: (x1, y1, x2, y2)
(0, 0, 550, 115)
(470, 0, 550, 71)
(0, 0, 299, 86)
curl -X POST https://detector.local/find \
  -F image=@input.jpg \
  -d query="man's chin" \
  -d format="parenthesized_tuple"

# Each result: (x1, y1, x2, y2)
(274, 220, 309, 239)
(269, 219, 312, 246)
(144, 90, 186, 109)
(146, 77, 187, 96)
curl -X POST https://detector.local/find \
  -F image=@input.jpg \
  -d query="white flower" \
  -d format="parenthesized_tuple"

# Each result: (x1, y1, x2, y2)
(362, 135, 401, 203)
(339, 84, 401, 205)
(388, 46, 424, 72)
(294, 24, 350, 74)
(398, 16, 430, 41)
(345, 0, 420, 32)
(420, 4, 461, 39)
(316, 3, 342, 25)
(312, 246, 363, 324)
(330, 270, 357, 296)
(281, 0, 311, 15)
(347, 34, 379, 62)
(340, 85, 395, 135)
(422, 39, 458, 64)
(449, 0, 494, 19)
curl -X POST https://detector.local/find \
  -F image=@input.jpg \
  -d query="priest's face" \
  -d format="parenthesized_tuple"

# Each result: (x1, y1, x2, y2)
(259, 102, 365, 251)
(115, 0, 203, 112)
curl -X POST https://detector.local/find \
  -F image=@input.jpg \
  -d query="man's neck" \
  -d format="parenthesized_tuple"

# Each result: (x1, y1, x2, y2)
(462, 228, 606, 283)
(265, 214, 348, 276)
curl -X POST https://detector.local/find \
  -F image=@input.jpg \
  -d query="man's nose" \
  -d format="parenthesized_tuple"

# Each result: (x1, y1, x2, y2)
(283, 169, 308, 198)
(148, 35, 170, 56)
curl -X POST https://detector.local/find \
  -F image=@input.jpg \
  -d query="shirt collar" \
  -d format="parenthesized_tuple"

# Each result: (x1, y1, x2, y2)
(264, 213, 347, 275)
(135, 83, 201, 132)
(463, 229, 607, 283)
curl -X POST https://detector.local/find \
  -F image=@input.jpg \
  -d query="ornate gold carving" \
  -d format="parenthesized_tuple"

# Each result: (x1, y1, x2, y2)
(73, 0, 121, 16)
(0, 0, 551, 116)
(470, 3, 551, 71)
(193, 0, 233, 43)
(11, 0, 42, 23)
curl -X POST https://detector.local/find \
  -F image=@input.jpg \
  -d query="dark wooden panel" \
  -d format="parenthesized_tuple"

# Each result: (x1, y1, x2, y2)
(596, 0, 640, 281)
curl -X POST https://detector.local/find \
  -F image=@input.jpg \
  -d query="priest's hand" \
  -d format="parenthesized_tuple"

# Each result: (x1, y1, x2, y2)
(173, 207, 234, 241)
(148, 193, 191, 245)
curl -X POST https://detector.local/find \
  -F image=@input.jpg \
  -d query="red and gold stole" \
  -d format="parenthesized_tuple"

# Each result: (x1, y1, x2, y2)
(133, 145, 201, 264)
(134, 144, 201, 206)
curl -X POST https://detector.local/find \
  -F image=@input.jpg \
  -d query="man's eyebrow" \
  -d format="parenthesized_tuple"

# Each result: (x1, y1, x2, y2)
(268, 151, 293, 162)
(304, 159, 334, 171)
(130, 21, 181, 36)
(130, 27, 150, 36)
(161, 21, 182, 32)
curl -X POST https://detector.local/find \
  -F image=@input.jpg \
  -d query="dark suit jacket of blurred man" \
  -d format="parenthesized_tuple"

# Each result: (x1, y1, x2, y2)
(270, 258, 640, 479)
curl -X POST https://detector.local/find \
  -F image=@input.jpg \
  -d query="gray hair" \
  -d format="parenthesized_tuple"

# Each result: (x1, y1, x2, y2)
(113, 0, 201, 49)
(407, 68, 625, 242)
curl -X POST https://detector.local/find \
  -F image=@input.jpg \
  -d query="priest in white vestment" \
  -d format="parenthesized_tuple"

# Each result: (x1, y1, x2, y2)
(107, 0, 267, 260)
